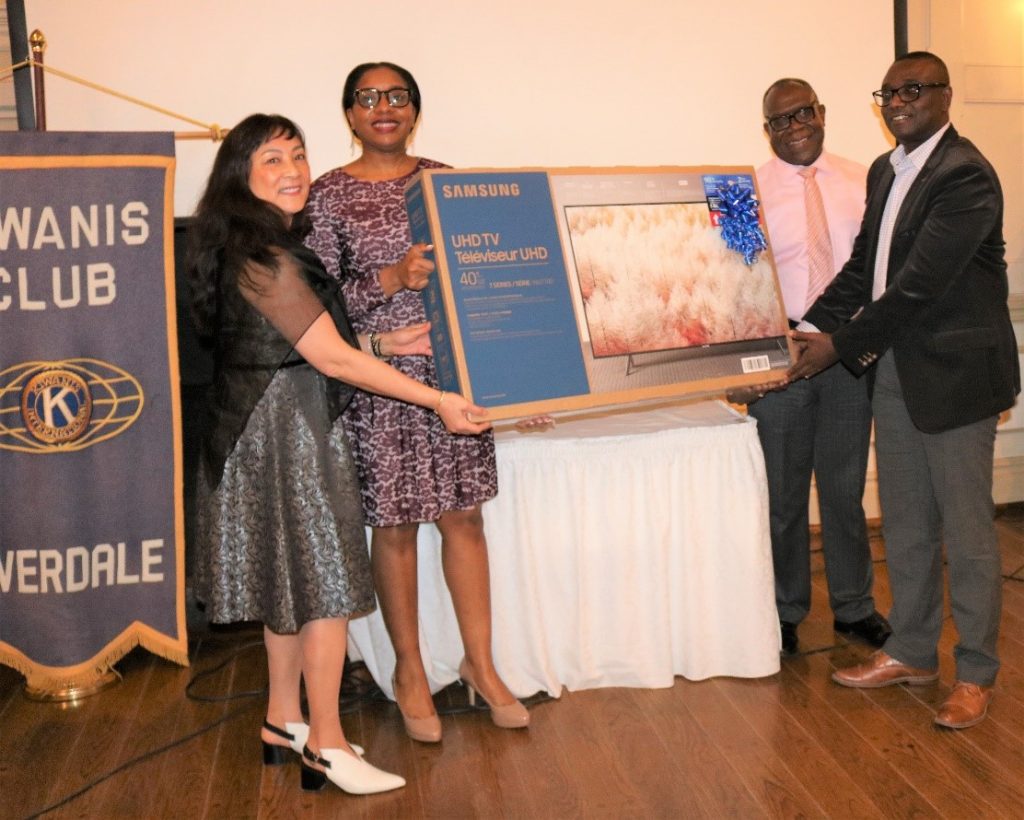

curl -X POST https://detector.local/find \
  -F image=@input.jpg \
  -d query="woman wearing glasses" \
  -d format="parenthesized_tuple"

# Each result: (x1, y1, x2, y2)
(306, 62, 529, 743)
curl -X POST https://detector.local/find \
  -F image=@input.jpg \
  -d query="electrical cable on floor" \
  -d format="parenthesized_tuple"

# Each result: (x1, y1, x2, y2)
(23, 702, 260, 820)
(22, 702, 261, 820)
(22, 632, 550, 819)
(1002, 560, 1024, 583)
(23, 637, 266, 819)
(185, 636, 267, 702)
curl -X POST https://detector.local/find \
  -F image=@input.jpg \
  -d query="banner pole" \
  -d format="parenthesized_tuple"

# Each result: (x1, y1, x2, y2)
(29, 28, 45, 130)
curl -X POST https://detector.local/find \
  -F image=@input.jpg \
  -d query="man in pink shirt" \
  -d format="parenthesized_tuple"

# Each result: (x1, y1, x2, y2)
(749, 78, 890, 655)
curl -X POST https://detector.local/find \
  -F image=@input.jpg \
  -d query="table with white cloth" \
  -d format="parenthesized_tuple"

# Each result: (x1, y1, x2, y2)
(347, 400, 780, 699)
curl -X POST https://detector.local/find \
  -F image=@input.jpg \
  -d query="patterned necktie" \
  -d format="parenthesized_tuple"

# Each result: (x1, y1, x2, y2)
(798, 166, 834, 311)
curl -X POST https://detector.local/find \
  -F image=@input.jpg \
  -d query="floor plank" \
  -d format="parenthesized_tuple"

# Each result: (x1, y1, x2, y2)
(713, 675, 885, 819)
(680, 677, 829, 818)
(627, 685, 764, 817)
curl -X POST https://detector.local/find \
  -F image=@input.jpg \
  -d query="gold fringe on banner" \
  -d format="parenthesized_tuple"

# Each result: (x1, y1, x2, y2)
(0, 623, 189, 693)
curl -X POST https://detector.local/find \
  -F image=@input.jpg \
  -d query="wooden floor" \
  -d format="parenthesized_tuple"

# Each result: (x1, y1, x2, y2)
(4, 508, 1024, 819)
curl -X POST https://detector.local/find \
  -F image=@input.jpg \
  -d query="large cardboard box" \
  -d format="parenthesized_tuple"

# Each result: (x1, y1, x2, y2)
(406, 166, 792, 420)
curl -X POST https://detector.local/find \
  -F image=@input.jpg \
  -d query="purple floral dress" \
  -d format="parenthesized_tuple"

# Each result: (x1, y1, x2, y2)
(306, 158, 497, 527)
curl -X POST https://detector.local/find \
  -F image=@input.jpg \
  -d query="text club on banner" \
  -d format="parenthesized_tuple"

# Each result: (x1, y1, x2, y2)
(0, 131, 187, 689)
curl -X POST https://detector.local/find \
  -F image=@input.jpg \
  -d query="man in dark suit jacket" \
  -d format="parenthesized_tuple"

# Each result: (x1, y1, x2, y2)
(789, 51, 1019, 730)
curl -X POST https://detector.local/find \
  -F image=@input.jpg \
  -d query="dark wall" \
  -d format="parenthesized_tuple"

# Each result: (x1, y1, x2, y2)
(173, 217, 212, 576)
(173, 217, 213, 387)
(5, 0, 35, 129)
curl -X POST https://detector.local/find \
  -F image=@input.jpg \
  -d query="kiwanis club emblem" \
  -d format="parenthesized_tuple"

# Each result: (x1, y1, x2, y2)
(22, 369, 93, 443)
(0, 359, 144, 453)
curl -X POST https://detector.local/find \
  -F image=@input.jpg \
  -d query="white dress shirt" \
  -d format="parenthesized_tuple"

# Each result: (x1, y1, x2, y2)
(871, 122, 952, 300)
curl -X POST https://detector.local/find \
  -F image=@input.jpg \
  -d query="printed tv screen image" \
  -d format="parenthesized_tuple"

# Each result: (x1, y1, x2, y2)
(564, 201, 781, 358)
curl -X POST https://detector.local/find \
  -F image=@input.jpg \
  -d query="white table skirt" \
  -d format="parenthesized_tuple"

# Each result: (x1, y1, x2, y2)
(348, 400, 780, 699)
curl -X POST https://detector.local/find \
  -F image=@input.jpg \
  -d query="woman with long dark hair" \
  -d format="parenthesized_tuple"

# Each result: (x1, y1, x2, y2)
(188, 113, 489, 795)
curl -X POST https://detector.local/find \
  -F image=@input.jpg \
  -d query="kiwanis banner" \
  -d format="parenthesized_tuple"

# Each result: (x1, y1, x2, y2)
(0, 132, 187, 690)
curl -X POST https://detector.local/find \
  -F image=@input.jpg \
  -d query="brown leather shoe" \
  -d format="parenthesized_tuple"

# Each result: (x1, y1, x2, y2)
(934, 682, 993, 729)
(832, 650, 938, 689)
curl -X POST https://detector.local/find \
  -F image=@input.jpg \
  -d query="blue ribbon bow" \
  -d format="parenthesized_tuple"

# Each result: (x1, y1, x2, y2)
(717, 183, 766, 265)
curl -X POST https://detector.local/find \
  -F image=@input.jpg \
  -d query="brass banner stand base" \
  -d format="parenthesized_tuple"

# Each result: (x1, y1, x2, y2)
(23, 669, 120, 704)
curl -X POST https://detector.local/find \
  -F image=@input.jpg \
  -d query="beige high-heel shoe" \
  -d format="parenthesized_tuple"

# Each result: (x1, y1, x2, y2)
(391, 674, 442, 743)
(458, 659, 529, 729)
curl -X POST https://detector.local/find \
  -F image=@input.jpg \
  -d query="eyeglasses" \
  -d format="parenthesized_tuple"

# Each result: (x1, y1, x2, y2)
(353, 87, 412, 109)
(872, 82, 947, 107)
(765, 105, 818, 133)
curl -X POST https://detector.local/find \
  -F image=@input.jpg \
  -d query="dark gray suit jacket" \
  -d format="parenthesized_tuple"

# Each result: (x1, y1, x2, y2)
(804, 126, 1019, 433)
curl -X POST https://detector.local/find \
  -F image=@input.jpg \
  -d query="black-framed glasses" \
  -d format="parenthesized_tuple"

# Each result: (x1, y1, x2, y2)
(353, 87, 412, 109)
(765, 105, 818, 133)
(872, 82, 947, 107)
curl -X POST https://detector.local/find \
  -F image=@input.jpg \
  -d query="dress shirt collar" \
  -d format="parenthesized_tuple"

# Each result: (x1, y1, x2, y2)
(890, 122, 951, 173)
(775, 151, 833, 179)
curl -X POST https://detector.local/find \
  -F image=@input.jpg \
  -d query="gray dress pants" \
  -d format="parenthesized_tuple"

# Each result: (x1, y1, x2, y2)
(871, 351, 1001, 685)
(749, 360, 875, 625)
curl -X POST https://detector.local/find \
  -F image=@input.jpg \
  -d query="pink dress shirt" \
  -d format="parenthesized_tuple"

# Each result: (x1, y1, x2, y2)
(756, 151, 867, 323)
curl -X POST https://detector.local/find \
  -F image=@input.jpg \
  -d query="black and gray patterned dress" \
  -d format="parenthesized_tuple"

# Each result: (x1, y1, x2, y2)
(306, 159, 497, 527)
(193, 246, 374, 634)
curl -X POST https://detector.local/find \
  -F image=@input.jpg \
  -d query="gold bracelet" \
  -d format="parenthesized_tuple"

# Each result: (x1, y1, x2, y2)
(435, 390, 446, 412)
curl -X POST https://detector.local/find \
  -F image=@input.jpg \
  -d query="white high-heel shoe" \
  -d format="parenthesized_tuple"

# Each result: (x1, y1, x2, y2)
(262, 721, 363, 762)
(301, 745, 405, 795)
(281, 721, 308, 753)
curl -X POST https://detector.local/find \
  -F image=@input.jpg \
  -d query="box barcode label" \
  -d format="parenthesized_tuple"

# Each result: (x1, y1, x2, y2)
(740, 355, 771, 373)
